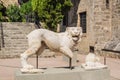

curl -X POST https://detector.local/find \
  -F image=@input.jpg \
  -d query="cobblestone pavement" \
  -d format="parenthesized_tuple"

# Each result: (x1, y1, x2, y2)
(0, 54, 120, 80)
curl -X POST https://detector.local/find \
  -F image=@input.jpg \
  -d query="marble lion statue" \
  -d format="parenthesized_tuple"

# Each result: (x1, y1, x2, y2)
(20, 27, 82, 72)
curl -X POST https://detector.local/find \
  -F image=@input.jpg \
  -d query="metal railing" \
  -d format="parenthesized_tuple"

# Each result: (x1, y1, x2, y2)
(0, 23, 4, 48)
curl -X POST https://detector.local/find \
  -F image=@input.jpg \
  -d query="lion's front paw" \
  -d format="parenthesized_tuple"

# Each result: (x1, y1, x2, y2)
(23, 64, 34, 70)
(21, 68, 44, 73)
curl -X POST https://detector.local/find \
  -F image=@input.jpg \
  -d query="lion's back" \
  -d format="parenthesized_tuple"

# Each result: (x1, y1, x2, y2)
(27, 29, 50, 38)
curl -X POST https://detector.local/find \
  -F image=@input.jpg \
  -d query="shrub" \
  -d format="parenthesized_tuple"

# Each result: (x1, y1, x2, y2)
(6, 1, 34, 22)
(20, 0, 34, 22)
(32, 0, 73, 31)
(6, 5, 22, 22)
(0, 3, 7, 21)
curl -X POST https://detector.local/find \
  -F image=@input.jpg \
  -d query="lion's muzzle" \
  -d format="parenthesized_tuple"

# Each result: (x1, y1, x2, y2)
(72, 36, 79, 42)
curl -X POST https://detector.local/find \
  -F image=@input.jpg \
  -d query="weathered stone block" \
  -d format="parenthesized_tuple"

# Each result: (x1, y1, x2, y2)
(15, 67, 110, 80)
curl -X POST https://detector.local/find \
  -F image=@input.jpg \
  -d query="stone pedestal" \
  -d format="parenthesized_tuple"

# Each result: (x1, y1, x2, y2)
(15, 66, 110, 80)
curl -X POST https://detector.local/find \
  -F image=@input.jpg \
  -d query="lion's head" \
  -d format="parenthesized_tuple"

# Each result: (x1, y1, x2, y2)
(66, 27, 83, 42)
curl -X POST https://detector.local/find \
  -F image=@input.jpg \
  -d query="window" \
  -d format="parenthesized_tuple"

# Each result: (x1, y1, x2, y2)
(106, 0, 109, 9)
(89, 46, 94, 53)
(80, 12, 87, 33)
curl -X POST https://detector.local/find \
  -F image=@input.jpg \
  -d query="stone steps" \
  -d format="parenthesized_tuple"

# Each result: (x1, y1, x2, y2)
(0, 22, 35, 58)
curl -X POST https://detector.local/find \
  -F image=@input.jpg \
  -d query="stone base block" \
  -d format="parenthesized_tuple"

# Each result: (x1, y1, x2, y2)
(15, 66, 110, 80)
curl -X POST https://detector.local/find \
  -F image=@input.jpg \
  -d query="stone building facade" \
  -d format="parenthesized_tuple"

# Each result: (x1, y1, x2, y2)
(0, 0, 18, 7)
(68, 0, 120, 57)
(76, 0, 112, 53)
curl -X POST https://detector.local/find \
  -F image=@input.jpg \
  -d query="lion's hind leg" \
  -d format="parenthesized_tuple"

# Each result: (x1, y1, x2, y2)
(21, 40, 41, 70)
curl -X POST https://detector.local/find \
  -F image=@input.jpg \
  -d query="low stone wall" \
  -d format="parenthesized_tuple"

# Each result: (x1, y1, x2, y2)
(99, 51, 120, 59)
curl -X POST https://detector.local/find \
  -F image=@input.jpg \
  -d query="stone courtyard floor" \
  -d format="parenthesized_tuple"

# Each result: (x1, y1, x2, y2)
(0, 54, 120, 80)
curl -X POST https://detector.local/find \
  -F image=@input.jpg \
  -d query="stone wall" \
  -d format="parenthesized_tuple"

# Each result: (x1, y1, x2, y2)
(112, 0, 120, 39)
(77, 0, 90, 53)
(94, 0, 112, 52)
(101, 0, 120, 59)
(0, 22, 35, 58)
(0, 23, 1, 51)
(77, 0, 101, 53)
(76, 0, 113, 51)
(93, 0, 120, 57)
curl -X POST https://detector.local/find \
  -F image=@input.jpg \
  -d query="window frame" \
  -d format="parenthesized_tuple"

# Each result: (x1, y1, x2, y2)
(79, 12, 87, 33)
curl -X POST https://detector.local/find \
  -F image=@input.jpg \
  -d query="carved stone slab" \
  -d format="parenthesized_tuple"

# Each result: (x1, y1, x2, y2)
(15, 66, 110, 80)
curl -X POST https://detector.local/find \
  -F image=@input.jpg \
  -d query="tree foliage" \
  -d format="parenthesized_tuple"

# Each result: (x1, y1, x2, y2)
(0, 3, 7, 21)
(0, 3, 4, 21)
(20, 1, 34, 22)
(6, 5, 22, 22)
(31, 0, 73, 31)
(6, 0, 34, 22)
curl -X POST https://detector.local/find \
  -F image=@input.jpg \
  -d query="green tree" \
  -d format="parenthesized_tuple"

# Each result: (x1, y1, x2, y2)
(6, 5, 22, 22)
(31, 0, 72, 31)
(6, 1, 34, 22)
(0, 3, 7, 21)
(0, 3, 4, 21)
(20, 0, 34, 22)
